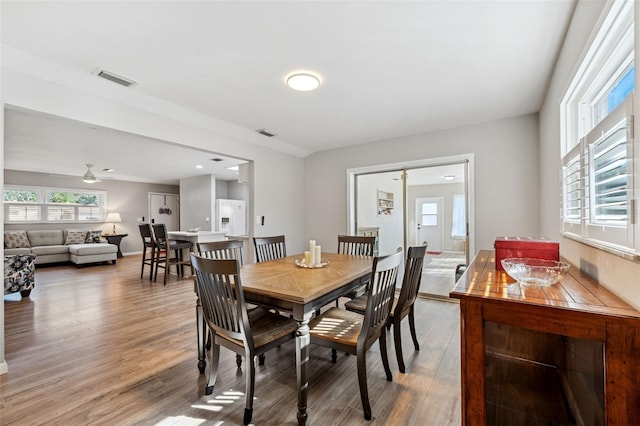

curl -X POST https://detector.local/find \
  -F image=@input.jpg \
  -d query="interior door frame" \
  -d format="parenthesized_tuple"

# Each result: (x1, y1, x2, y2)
(346, 153, 475, 263)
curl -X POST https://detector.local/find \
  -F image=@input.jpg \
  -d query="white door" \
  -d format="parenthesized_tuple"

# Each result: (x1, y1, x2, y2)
(415, 197, 443, 253)
(149, 193, 180, 231)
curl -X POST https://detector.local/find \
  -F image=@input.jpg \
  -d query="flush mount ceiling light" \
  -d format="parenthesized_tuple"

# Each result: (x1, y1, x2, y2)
(286, 73, 320, 91)
(83, 163, 97, 183)
(444, 175, 456, 181)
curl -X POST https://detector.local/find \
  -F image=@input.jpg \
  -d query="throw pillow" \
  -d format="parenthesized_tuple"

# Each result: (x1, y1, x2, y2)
(65, 230, 87, 245)
(85, 230, 102, 244)
(4, 231, 30, 249)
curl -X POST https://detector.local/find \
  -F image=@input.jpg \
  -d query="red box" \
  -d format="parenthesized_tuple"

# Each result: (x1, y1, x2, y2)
(494, 237, 559, 271)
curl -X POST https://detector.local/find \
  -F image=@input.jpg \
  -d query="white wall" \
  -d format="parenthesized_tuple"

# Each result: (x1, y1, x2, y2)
(539, 0, 640, 309)
(304, 114, 540, 255)
(355, 172, 404, 256)
(215, 179, 229, 200)
(1, 53, 305, 250)
(180, 175, 215, 231)
(1, 49, 306, 373)
(227, 180, 250, 202)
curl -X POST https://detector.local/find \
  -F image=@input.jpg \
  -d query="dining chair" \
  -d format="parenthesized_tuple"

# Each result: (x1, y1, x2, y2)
(309, 249, 403, 420)
(190, 254, 298, 425)
(345, 244, 427, 373)
(253, 235, 291, 319)
(338, 234, 376, 256)
(138, 223, 155, 280)
(196, 239, 261, 366)
(253, 235, 286, 262)
(197, 239, 245, 264)
(336, 234, 376, 305)
(151, 223, 193, 285)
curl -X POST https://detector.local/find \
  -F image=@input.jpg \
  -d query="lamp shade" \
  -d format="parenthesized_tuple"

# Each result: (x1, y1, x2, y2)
(106, 212, 121, 223)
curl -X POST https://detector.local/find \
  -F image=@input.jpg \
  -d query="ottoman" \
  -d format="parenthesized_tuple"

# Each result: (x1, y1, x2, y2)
(68, 243, 118, 265)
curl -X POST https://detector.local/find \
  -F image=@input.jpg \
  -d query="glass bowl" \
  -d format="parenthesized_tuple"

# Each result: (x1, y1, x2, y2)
(501, 257, 570, 287)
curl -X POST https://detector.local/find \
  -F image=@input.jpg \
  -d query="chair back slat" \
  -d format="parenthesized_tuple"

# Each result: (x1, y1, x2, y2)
(395, 245, 427, 317)
(337, 235, 375, 256)
(191, 255, 252, 346)
(197, 240, 245, 265)
(358, 250, 403, 348)
(151, 223, 168, 246)
(253, 235, 287, 262)
(139, 223, 153, 243)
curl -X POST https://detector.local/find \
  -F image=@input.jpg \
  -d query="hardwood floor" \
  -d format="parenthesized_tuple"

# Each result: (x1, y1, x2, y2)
(1, 255, 461, 425)
(421, 252, 466, 298)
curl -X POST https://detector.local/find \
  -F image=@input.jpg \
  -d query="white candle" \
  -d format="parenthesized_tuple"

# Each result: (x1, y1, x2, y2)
(304, 251, 311, 265)
(315, 245, 321, 266)
(309, 240, 316, 266)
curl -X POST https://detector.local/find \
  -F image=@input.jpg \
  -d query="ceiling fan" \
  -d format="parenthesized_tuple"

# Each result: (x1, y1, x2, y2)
(82, 163, 98, 183)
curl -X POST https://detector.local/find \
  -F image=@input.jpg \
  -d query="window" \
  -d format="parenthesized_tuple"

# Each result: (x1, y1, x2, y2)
(3, 188, 40, 203)
(421, 203, 438, 226)
(451, 194, 466, 238)
(561, 0, 636, 255)
(3, 185, 107, 223)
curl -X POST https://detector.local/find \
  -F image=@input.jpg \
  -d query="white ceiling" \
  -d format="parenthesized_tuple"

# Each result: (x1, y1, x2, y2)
(1, 0, 576, 184)
(4, 107, 247, 184)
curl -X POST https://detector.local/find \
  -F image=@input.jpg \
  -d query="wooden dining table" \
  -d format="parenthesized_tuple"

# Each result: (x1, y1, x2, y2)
(195, 252, 373, 425)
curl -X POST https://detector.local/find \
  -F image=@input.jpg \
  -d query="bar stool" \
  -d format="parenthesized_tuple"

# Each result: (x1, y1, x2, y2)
(138, 223, 155, 280)
(151, 223, 193, 285)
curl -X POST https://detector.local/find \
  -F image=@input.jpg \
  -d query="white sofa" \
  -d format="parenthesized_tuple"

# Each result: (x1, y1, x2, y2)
(4, 230, 117, 266)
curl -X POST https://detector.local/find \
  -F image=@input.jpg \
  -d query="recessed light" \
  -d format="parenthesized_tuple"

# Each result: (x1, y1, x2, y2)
(444, 175, 456, 181)
(286, 73, 320, 91)
(227, 165, 239, 171)
(196, 165, 204, 169)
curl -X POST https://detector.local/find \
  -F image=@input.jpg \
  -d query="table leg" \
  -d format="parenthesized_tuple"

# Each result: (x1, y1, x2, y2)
(196, 297, 207, 374)
(296, 317, 310, 426)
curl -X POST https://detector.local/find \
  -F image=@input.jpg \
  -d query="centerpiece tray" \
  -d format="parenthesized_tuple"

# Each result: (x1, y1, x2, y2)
(294, 259, 329, 269)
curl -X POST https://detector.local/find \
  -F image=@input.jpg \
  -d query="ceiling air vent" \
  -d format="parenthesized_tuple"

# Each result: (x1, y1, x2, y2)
(256, 129, 277, 138)
(93, 68, 137, 88)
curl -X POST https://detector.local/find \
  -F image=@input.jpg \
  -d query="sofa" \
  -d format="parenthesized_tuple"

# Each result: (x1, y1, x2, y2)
(4, 230, 117, 266)
(4, 254, 36, 298)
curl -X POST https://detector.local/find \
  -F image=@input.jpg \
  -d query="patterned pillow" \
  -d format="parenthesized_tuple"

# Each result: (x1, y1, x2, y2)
(65, 230, 88, 245)
(85, 230, 102, 244)
(4, 231, 30, 249)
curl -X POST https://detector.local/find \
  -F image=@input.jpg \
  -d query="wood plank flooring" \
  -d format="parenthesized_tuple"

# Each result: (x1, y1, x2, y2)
(421, 252, 466, 298)
(1, 255, 461, 425)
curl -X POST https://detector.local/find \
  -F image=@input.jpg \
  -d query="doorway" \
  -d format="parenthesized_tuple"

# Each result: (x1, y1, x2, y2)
(149, 193, 180, 231)
(415, 197, 443, 253)
(349, 155, 473, 298)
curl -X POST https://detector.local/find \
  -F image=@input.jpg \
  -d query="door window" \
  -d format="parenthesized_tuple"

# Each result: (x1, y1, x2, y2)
(421, 203, 438, 226)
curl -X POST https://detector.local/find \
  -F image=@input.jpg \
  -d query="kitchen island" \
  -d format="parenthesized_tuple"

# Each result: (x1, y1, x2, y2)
(167, 231, 227, 245)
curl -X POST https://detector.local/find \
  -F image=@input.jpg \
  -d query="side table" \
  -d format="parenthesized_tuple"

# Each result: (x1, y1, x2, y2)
(103, 233, 128, 258)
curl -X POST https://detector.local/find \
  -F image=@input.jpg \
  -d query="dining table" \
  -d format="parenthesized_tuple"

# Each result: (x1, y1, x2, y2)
(195, 251, 374, 425)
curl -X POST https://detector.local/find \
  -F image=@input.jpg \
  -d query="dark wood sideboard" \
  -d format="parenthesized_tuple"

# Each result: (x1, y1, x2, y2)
(450, 250, 640, 425)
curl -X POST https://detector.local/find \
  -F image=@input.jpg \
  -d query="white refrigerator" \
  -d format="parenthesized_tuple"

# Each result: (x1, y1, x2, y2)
(215, 199, 246, 235)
